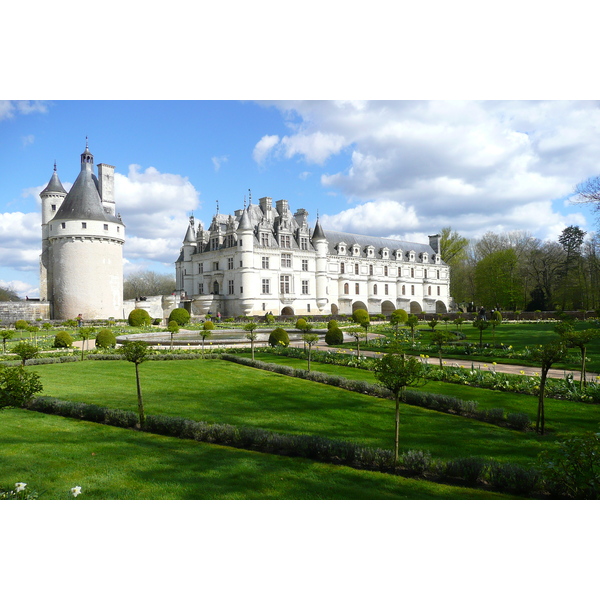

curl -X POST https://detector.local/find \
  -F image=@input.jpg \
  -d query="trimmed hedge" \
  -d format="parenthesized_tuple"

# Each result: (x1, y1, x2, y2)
(95, 329, 117, 348)
(53, 331, 73, 348)
(325, 327, 344, 346)
(268, 327, 290, 347)
(128, 309, 151, 327)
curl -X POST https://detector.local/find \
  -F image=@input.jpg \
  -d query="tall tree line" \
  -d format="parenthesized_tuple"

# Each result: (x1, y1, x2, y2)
(440, 226, 600, 311)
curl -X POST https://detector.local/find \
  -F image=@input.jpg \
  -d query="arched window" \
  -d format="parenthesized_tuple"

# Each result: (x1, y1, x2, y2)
(369, 264, 373, 275)
(411, 268, 414, 278)
(373, 284, 378, 295)
(402, 285, 405, 295)
(428, 286, 432, 295)
(213, 281, 219, 295)
(355, 263, 359, 275)
(344, 283, 349, 294)
(384, 266, 388, 276)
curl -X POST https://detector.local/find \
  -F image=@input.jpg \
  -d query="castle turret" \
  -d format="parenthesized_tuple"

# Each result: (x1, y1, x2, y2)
(40, 162, 67, 300)
(46, 142, 125, 320)
(237, 207, 256, 315)
(311, 219, 328, 311)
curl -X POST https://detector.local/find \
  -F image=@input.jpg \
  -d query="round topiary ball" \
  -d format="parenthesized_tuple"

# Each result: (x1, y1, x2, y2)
(14, 320, 29, 331)
(327, 319, 339, 330)
(169, 308, 190, 326)
(95, 328, 117, 348)
(325, 327, 344, 345)
(128, 308, 152, 327)
(295, 317, 308, 330)
(54, 331, 73, 348)
(268, 327, 290, 347)
(352, 309, 370, 325)
(203, 320, 215, 330)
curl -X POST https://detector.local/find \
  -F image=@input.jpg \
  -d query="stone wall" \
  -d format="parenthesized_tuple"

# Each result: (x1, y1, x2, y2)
(0, 301, 51, 324)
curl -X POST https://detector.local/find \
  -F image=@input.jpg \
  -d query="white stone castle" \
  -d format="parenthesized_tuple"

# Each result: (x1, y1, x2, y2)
(39, 143, 125, 320)
(175, 196, 450, 318)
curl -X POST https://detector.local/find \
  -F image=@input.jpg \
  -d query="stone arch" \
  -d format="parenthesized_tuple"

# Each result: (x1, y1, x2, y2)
(409, 300, 422, 314)
(330, 303, 339, 315)
(352, 300, 368, 313)
(281, 306, 294, 316)
(381, 300, 396, 316)
(436, 300, 447, 313)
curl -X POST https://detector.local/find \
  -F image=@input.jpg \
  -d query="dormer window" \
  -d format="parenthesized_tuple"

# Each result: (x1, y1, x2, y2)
(51, 205, 56, 211)
(408, 251, 415, 262)
(382, 247, 389, 259)
(422, 252, 429, 263)
(366, 245, 375, 257)
(352, 244, 361, 256)
(395, 249, 403, 261)
(434, 254, 441, 264)
(338, 243, 347, 255)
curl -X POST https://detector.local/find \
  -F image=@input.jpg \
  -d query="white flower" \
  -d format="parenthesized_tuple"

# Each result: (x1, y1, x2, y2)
(15, 482, 27, 492)
(71, 486, 82, 497)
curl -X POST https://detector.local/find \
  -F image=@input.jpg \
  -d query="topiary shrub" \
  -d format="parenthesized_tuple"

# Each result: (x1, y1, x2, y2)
(295, 318, 308, 330)
(203, 320, 215, 330)
(268, 327, 290, 347)
(352, 309, 370, 326)
(169, 308, 190, 326)
(14, 320, 29, 331)
(325, 327, 344, 346)
(327, 319, 339, 330)
(53, 331, 73, 348)
(128, 308, 151, 327)
(95, 328, 117, 348)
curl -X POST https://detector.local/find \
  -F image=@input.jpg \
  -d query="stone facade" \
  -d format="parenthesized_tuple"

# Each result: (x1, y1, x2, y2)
(175, 197, 451, 317)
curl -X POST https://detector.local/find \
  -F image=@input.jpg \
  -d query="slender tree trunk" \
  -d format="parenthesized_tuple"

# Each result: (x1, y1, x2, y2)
(135, 362, 145, 428)
(307, 348, 312, 372)
(581, 346, 587, 388)
(251, 340, 255, 361)
(394, 391, 401, 469)
(537, 372, 548, 434)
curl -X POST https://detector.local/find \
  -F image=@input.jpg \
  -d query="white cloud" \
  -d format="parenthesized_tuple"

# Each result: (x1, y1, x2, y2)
(0, 100, 48, 121)
(252, 134, 280, 164)
(21, 134, 35, 147)
(0, 279, 38, 298)
(211, 155, 228, 172)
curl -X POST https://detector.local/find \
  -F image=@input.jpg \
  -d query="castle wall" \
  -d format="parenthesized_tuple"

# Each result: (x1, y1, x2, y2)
(0, 301, 50, 323)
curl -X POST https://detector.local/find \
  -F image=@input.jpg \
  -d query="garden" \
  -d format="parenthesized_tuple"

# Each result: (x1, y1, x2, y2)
(1, 308, 599, 500)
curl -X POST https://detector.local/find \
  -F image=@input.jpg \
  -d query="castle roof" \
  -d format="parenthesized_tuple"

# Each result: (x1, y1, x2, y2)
(51, 146, 122, 224)
(41, 167, 67, 195)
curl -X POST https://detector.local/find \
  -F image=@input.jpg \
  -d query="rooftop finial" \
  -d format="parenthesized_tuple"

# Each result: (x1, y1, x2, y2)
(248, 189, 252, 205)
(243, 195, 246, 209)
(53, 160, 57, 172)
(216, 199, 219, 214)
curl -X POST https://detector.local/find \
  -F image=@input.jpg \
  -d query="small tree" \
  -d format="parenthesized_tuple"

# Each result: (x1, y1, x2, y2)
(14, 320, 28, 339)
(431, 330, 448, 368)
(302, 333, 320, 372)
(346, 327, 365, 358)
(203, 320, 215, 331)
(427, 318, 439, 332)
(325, 326, 344, 346)
(27, 325, 40, 345)
(473, 318, 489, 349)
(374, 351, 427, 468)
(390, 309, 408, 338)
(167, 320, 180, 350)
(406, 314, 419, 343)
(78, 326, 96, 361)
(1, 330, 14, 353)
(555, 325, 599, 389)
(530, 341, 569, 435)
(12, 342, 39, 366)
(353, 309, 370, 344)
(489, 311, 502, 343)
(119, 341, 152, 428)
(243, 322, 259, 360)
(454, 316, 465, 332)
(199, 329, 212, 356)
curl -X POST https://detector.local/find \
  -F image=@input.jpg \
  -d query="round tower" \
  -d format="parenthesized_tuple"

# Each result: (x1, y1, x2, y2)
(311, 219, 329, 312)
(47, 142, 125, 320)
(237, 207, 256, 315)
(40, 162, 67, 301)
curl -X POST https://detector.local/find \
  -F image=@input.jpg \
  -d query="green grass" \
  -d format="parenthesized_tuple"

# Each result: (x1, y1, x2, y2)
(29, 358, 600, 467)
(0, 409, 511, 499)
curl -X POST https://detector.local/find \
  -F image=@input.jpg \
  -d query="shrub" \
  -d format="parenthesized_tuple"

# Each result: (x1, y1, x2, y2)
(14, 320, 29, 331)
(352, 309, 370, 326)
(325, 327, 344, 346)
(506, 412, 532, 431)
(444, 456, 487, 484)
(53, 331, 73, 348)
(327, 319, 339, 330)
(95, 328, 117, 348)
(203, 320, 215, 330)
(169, 308, 190, 326)
(399, 449, 432, 475)
(486, 461, 540, 495)
(268, 327, 290, 347)
(0, 366, 43, 408)
(12, 342, 40, 365)
(295, 318, 308, 330)
(128, 308, 151, 327)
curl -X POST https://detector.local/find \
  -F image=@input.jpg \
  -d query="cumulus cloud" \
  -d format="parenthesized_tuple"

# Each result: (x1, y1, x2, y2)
(0, 100, 48, 121)
(252, 134, 280, 164)
(21, 134, 34, 147)
(258, 100, 600, 243)
(211, 155, 228, 172)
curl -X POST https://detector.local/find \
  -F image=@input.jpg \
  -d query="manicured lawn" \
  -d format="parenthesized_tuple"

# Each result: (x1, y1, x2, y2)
(29, 358, 597, 466)
(238, 352, 600, 435)
(0, 409, 512, 500)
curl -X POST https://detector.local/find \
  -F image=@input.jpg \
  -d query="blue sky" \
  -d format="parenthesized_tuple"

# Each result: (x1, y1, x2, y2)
(2, 99, 599, 297)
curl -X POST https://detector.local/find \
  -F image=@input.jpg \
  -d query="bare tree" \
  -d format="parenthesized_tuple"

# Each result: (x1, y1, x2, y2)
(123, 270, 176, 299)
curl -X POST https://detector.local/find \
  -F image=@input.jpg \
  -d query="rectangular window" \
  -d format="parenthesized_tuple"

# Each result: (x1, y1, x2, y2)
(262, 279, 270, 294)
(210, 238, 219, 250)
(437, 286, 441, 295)
(281, 253, 292, 268)
(262, 256, 270, 269)
(307, 304, 311, 312)
(411, 285, 415, 295)
(355, 283, 360, 294)
(262, 303, 266, 311)
(280, 234, 291, 248)
(228, 257, 234, 270)
(385, 284, 389, 295)
(61, 222, 66, 229)
(82, 222, 87, 229)
(301, 259, 309, 271)
(354, 263, 359, 275)
(104, 224, 108, 231)
(280, 275, 291, 294)
(199, 263, 203, 274)
(302, 280, 309, 294)
(300, 237, 309, 250)
(51, 204, 56, 211)
(384, 266, 388, 276)
(261, 233, 269, 246)
(340, 262, 345, 274)
(199, 283, 204, 294)
(228, 280, 235, 294)
(239, 239, 243, 247)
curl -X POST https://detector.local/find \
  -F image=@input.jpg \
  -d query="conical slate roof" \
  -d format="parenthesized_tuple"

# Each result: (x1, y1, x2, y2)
(41, 167, 67, 195)
(311, 219, 326, 241)
(237, 207, 252, 231)
(51, 146, 121, 224)
(183, 223, 196, 243)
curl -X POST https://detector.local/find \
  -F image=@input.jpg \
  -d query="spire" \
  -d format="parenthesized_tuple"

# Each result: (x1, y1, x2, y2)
(311, 217, 326, 241)
(80, 138, 94, 171)
(41, 162, 67, 195)
(238, 206, 252, 231)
